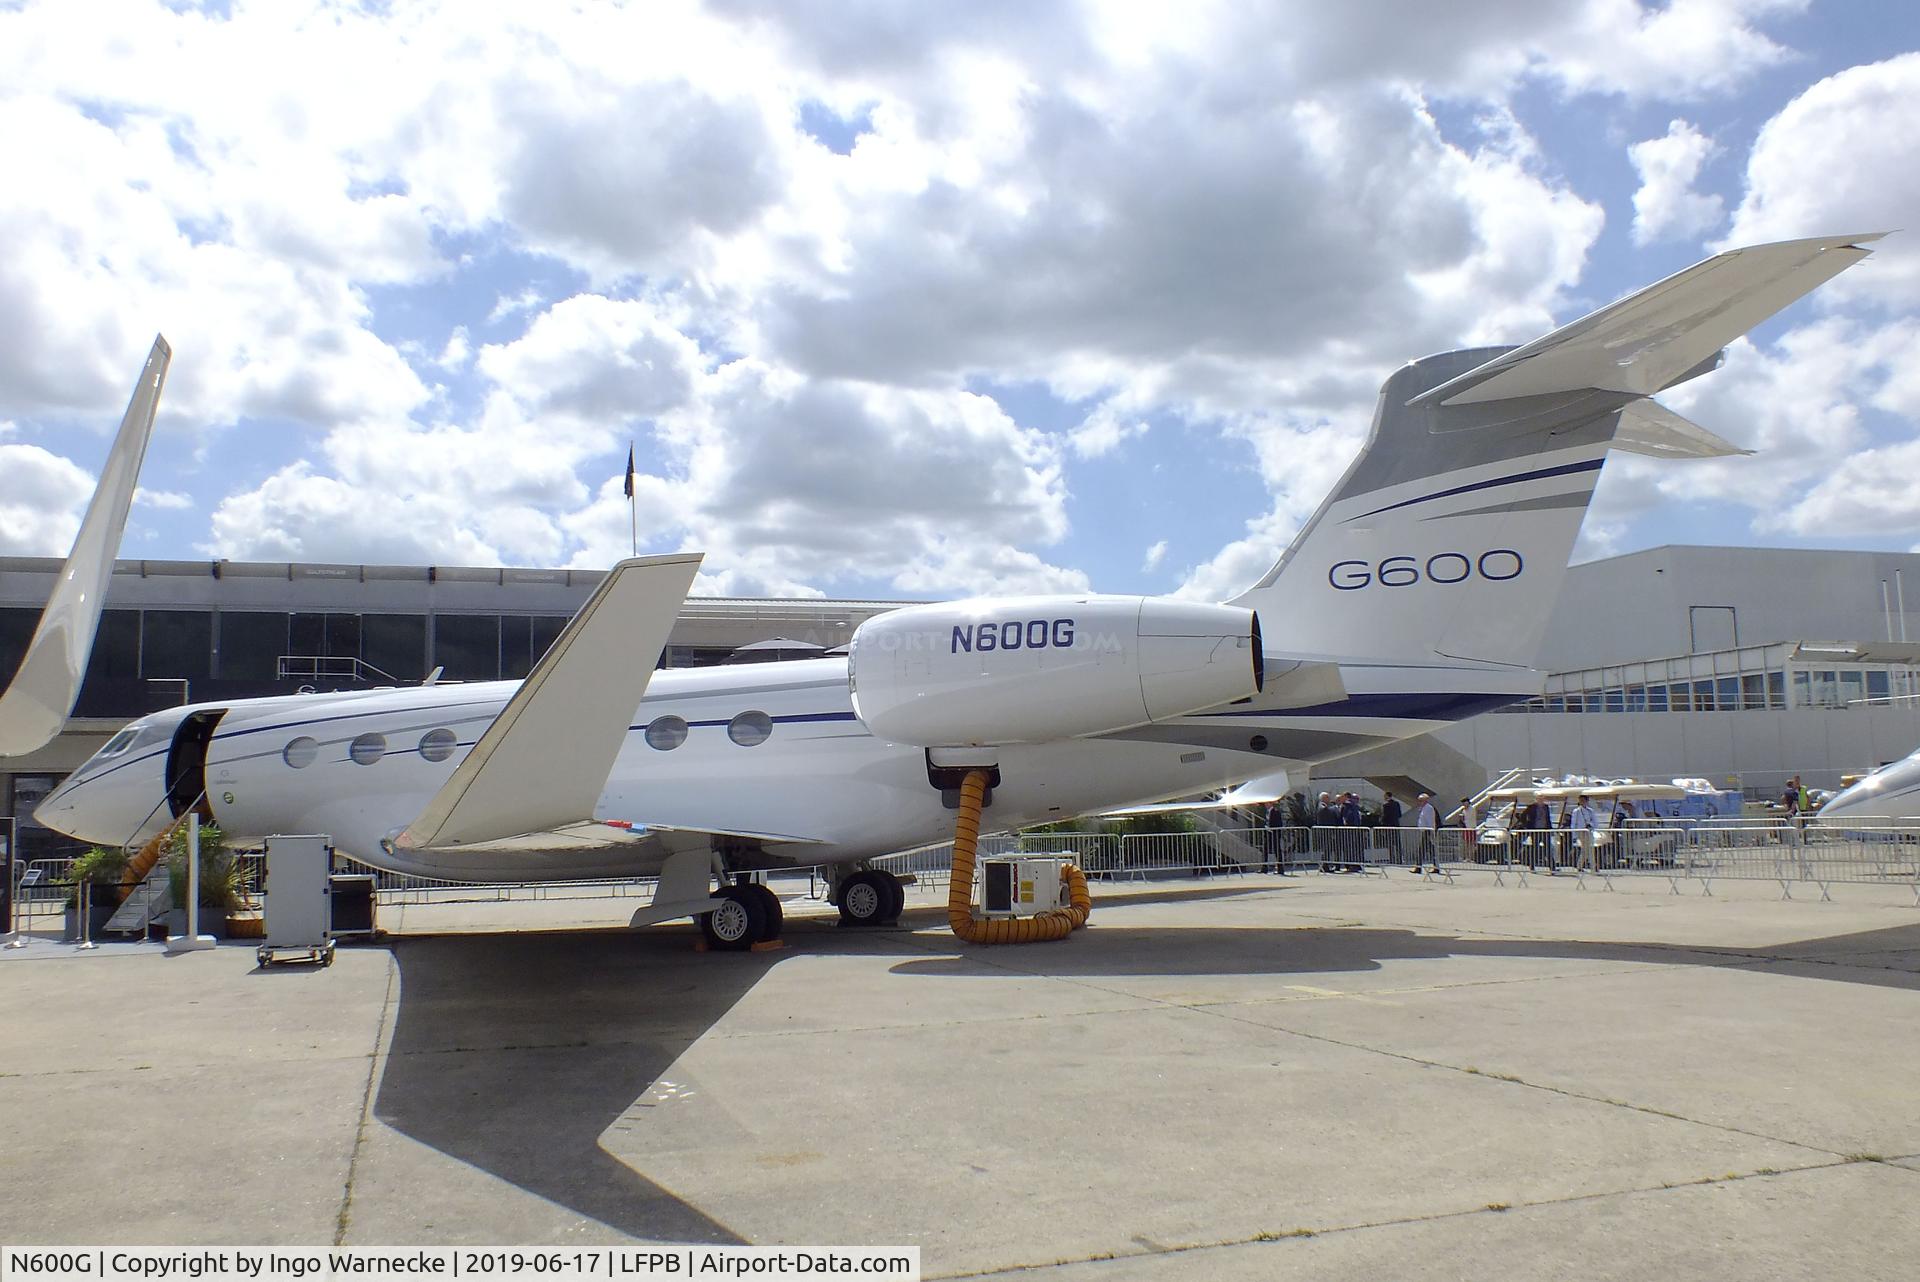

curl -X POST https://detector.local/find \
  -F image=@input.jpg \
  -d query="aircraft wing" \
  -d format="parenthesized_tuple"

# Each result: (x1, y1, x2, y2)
(1409, 233, 1886, 409)
(396, 552, 702, 850)
(0, 336, 171, 758)
(1100, 769, 1294, 819)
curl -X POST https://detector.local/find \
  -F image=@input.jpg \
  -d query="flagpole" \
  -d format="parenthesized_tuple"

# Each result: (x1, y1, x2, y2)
(625, 441, 638, 557)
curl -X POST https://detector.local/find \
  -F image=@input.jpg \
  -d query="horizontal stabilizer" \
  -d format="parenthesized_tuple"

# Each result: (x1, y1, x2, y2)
(1611, 399, 1752, 460)
(0, 335, 171, 757)
(397, 552, 702, 850)
(1410, 233, 1886, 409)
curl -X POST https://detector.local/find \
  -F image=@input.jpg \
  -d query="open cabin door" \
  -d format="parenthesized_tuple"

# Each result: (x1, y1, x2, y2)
(165, 709, 224, 819)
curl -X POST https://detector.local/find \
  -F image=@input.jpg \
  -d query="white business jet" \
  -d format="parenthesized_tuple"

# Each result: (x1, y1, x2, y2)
(28, 236, 1881, 947)
(1813, 748, 1920, 826)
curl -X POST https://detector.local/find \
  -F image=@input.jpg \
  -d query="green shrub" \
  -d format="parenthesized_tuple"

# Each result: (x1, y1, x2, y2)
(64, 846, 131, 907)
(165, 822, 243, 913)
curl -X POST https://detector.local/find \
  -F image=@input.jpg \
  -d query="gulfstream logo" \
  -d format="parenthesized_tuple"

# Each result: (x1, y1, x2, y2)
(954, 619, 1076, 653)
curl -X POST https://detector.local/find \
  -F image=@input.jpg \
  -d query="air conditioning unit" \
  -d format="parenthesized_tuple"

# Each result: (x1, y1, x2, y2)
(980, 857, 1067, 918)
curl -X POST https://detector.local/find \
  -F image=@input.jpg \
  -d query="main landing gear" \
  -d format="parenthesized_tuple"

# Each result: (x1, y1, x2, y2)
(833, 867, 906, 928)
(697, 880, 785, 951)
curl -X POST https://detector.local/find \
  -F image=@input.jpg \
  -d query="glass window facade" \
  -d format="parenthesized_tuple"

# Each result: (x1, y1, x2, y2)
(362, 614, 426, 682)
(141, 609, 212, 681)
(1509, 642, 1920, 717)
(0, 607, 38, 682)
(219, 612, 288, 681)
(434, 614, 501, 681)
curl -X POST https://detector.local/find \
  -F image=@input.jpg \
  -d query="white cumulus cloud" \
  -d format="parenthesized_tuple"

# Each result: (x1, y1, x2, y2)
(1629, 119, 1724, 244)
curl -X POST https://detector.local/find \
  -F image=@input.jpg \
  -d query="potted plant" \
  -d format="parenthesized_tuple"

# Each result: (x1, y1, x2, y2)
(62, 846, 130, 940)
(164, 822, 242, 939)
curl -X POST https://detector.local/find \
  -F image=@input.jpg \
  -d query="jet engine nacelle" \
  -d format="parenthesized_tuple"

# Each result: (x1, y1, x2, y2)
(848, 594, 1262, 747)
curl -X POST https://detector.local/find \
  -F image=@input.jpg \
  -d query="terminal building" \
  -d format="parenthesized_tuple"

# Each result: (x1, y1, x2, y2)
(6, 544, 1920, 856)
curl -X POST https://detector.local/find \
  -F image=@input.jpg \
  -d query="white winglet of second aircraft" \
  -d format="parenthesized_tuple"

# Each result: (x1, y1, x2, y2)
(0, 335, 172, 758)
(395, 552, 703, 850)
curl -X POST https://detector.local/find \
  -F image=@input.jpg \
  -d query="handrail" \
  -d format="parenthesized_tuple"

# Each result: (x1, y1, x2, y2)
(276, 655, 401, 683)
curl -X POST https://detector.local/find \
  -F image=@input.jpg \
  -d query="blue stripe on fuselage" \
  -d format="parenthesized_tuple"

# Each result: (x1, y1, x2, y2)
(1353, 458, 1604, 521)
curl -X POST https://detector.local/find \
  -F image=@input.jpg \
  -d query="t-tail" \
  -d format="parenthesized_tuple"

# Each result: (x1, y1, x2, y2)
(1231, 234, 1884, 672)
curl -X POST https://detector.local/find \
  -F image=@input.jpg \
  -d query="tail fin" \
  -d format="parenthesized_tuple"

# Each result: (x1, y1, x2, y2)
(0, 335, 170, 757)
(1231, 235, 1882, 669)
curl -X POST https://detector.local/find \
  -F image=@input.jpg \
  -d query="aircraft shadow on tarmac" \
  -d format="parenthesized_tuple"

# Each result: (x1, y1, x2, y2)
(880, 911, 1920, 992)
(370, 904, 1919, 1241)
(374, 930, 776, 1244)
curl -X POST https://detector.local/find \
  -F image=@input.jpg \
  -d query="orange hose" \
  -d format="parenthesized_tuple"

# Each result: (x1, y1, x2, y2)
(947, 768, 1091, 944)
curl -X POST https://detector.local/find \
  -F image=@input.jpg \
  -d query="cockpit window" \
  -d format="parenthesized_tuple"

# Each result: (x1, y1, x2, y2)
(98, 729, 138, 757)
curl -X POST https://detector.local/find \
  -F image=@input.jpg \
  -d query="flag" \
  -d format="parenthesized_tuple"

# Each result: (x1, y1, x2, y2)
(623, 444, 635, 499)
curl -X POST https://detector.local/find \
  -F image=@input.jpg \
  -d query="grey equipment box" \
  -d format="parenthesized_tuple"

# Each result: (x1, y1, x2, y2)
(258, 834, 336, 968)
(327, 874, 377, 939)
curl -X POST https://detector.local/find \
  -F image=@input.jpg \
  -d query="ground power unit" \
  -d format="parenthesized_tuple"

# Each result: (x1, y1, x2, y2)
(980, 856, 1070, 917)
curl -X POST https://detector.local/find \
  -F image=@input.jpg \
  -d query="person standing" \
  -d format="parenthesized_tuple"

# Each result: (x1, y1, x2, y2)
(1411, 793, 1438, 874)
(1381, 791, 1404, 865)
(1570, 793, 1600, 872)
(1458, 797, 1479, 863)
(1261, 800, 1288, 875)
(1339, 791, 1364, 871)
(1315, 791, 1340, 871)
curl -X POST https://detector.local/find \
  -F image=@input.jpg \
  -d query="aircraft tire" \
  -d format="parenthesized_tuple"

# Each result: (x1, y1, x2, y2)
(701, 885, 767, 951)
(746, 883, 783, 941)
(838, 871, 890, 927)
(880, 872, 905, 923)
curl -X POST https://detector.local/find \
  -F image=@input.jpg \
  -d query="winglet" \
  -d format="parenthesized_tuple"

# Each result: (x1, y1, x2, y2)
(396, 552, 702, 850)
(0, 335, 171, 757)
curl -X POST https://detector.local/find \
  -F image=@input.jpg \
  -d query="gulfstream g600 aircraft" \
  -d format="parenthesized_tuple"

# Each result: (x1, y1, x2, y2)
(26, 236, 1880, 946)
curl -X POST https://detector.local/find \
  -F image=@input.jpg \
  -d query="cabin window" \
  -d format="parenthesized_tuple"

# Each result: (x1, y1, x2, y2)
(283, 737, 319, 769)
(645, 715, 688, 751)
(419, 728, 458, 762)
(349, 732, 387, 766)
(728, 710, 773, 747)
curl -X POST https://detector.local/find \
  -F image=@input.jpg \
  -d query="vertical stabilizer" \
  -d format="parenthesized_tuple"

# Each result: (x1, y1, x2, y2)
(1231, 235, 1881, 671)
(0, 335, 171, 757)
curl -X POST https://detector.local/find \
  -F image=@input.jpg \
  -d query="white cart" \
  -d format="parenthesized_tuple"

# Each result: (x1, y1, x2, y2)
(256, 834, 337, 968)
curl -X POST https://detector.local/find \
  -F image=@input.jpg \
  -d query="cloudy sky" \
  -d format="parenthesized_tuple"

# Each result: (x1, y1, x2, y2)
(1, 1, 1916, 601)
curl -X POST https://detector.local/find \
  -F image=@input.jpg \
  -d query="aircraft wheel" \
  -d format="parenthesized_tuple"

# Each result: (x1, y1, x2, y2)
(881, 872, 905, 922)
(746, 883, 783, 941)
(701, 885, 767, 951)
(838, 871, 891, 927)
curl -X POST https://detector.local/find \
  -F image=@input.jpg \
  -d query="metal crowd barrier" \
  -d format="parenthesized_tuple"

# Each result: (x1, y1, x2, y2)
(312, 817, 1920, 911)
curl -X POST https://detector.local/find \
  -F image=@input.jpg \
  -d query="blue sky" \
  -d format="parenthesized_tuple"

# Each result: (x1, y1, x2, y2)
(1, 1, 1917, 601)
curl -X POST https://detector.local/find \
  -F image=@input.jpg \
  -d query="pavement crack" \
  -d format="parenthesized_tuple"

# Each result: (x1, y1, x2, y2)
(930, 1159, 1869, 1278)
(333, 950, 397, 1247)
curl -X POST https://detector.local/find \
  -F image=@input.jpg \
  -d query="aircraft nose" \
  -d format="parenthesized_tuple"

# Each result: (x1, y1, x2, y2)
(1818, 754, 1920, 825)
(33, 772, 164, 847)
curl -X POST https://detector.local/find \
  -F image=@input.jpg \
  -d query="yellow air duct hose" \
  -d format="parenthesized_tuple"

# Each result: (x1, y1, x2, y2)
(115, 808, 199, 904)
(947, 767, 1091, 943)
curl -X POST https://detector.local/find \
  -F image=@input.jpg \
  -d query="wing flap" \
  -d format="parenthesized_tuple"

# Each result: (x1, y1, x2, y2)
(0, 335, 171, 757)
(1410, 233, 1886, 408)
(396, 552, 701, 850)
